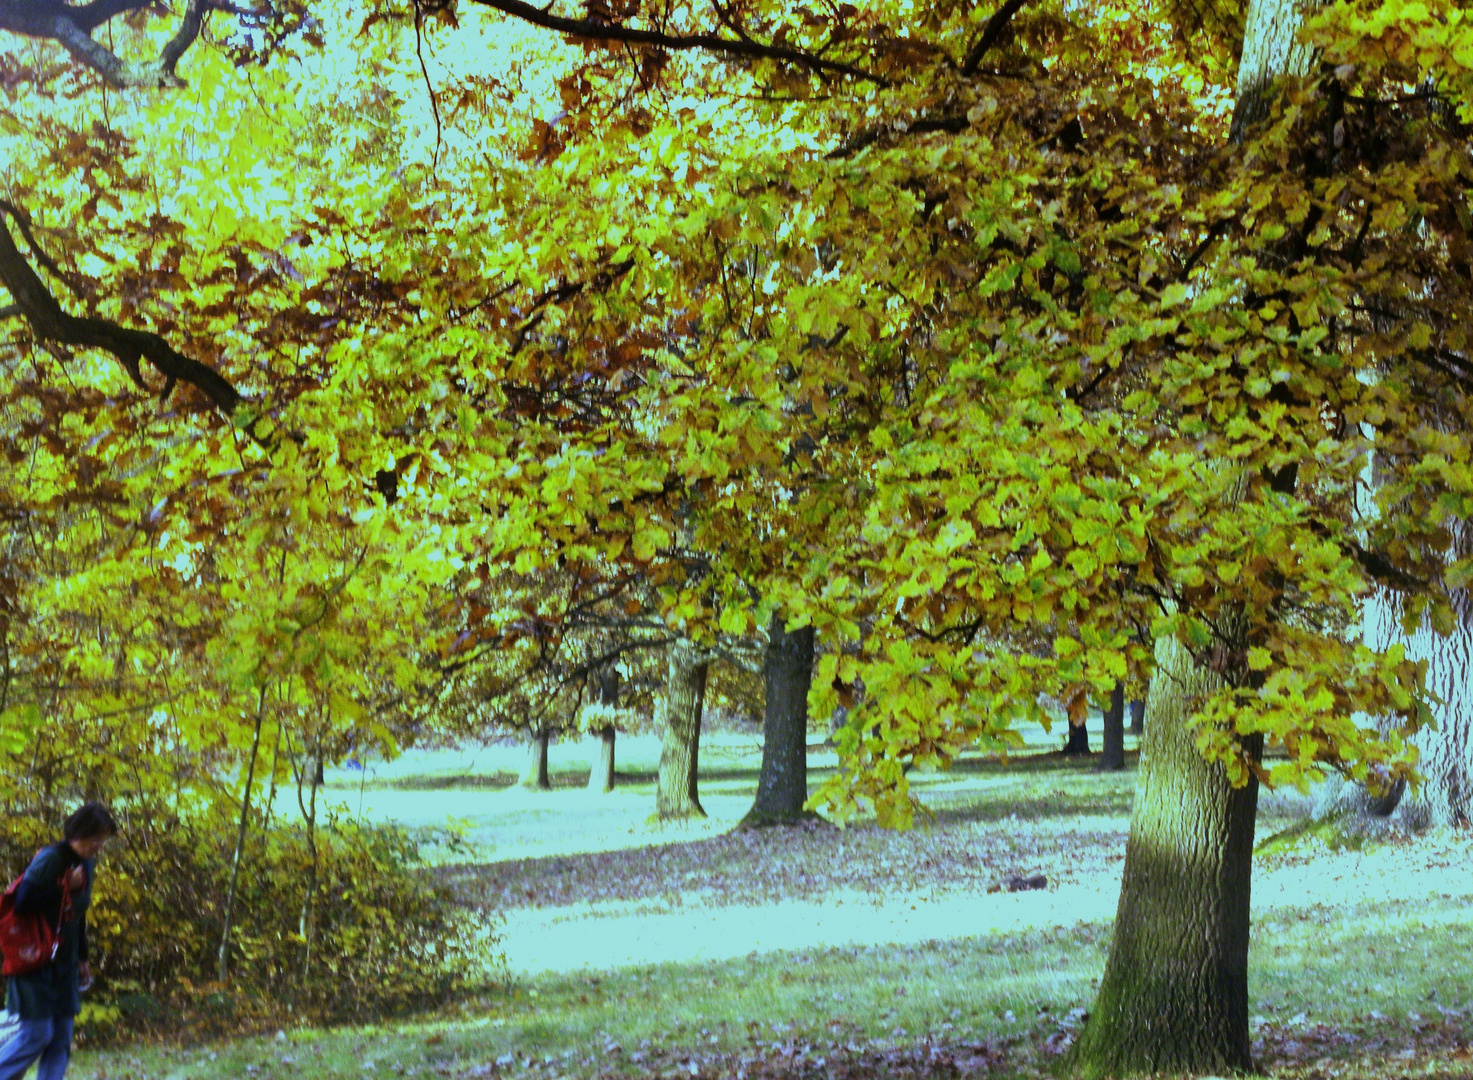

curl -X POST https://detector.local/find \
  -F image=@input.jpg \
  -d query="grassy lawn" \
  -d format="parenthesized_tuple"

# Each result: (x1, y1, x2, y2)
(72, 724, 1473, 1080)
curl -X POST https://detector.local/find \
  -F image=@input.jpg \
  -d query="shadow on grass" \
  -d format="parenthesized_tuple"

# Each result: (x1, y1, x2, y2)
(329, 771, 522, 792)
(335, 747, 1145, 795)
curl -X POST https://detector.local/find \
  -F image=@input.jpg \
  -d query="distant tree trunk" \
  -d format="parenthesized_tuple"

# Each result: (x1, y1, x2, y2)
(656, 641, 708, 821)
(1062, 715, 1090, 755)
(1326, 526, 1473, 827)
(1099, 681, 1126, 771)
(587, 667, 619, 794)
(1069, 634, 1261, 1077)
(742, 613, 817, 828)
(521, 728, 550, 790)
(1128, 696, 1146, 736)
(1381, 577, 1473, 826)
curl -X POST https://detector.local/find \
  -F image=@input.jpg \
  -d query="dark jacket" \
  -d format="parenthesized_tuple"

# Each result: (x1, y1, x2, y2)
(6, 842, 93, 1019)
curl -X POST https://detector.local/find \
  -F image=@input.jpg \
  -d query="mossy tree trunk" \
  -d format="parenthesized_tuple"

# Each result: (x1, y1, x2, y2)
(1069, 635, 1262, 1077)
(656, 640, 708, 821)
(742, 613, 816, 828)
(1069, 0, 1315, 1072)
(1099, 680, 1126, 771)
(521, 728, 550, 790)
(587, 666, 619, 794)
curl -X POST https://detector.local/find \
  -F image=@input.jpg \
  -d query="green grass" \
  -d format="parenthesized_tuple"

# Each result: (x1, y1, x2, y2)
(69, 735, 1473, 1080)
(74, 897, 1473, 1080)
(75, 926, 1111, 1079)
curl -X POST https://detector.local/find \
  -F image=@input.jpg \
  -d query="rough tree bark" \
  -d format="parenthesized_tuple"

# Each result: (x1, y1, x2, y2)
(741, 613, 817, 828)
(587, 666, 619, 794)
(1368, 568, 1473, 827)
(1321, 523, 1473, 827)
(1068, 635, 1262, 1076)
(656, 640, 709, 821)
(521, 728, 551, 790)
(1070, 1, 1318, 1071)
(1099, 681, 1126, 771)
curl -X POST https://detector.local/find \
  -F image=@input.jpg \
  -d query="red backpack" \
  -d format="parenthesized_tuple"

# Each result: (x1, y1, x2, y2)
(0, 855, 72, 978)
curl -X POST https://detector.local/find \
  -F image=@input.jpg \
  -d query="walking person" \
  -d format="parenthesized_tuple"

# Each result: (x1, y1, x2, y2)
(0, 802, 117, 1080)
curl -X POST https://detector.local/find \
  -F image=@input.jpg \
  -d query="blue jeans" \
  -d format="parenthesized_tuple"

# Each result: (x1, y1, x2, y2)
(0, 1015, 73, 1080)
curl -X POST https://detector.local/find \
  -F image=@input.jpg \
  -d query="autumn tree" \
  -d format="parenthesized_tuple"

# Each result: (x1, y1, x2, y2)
(6, 0, 1473, 1068)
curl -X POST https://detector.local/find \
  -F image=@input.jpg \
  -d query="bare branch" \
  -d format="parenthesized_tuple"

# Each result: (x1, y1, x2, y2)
(463, 0, 887, 84)
(825, 112, 969, 160)
(0, 201, 243, 415)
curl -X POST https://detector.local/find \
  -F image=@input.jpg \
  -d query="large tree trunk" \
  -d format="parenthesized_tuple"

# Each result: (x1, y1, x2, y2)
(1069, 636, 1261, 1077)
(1099, 680, 1126, 771)
(587, 667, 619, 794)
(656, 641, 708, 821)
(521, 728, 550, 790)
(741, 613, 817, 828)
(1069, 0, 1314, 1073)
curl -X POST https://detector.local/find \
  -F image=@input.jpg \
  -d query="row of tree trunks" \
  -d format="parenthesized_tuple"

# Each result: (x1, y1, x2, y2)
(517, 617, 818, 817)
(656, 613, 819, 826)
(1060, 681, 1139, 763)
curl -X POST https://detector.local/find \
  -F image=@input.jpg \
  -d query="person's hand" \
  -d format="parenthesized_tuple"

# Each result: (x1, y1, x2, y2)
(64, 865, 86, 891)
(78, 962, 92, 992)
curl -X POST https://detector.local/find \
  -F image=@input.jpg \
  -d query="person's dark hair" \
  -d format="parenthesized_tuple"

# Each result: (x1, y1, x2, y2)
(63, 801, 118, 842)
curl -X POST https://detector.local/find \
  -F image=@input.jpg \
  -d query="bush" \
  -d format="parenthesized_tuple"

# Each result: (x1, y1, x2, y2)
(0, 803, 499, 1039)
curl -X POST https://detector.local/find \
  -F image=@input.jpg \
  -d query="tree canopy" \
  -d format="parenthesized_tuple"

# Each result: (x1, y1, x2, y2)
(2, 0, 1471, 837)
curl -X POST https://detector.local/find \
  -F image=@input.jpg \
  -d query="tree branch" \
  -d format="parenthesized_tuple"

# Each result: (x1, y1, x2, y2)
(0, 201, 242, 415)
(0, 0, 211, 88)
(71, 0, 153, 31)
(961, 0, 1028, 75)
(463, 0, 887, 84)
(825, 112, 969, 160)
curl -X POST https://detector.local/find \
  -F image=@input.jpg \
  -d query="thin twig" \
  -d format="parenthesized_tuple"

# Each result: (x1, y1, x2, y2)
(413, 1, 444, 177)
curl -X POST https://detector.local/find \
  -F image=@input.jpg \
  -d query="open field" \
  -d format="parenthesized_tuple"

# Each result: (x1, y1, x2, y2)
(72, 723, 1473, 1080)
